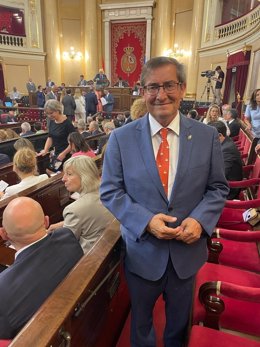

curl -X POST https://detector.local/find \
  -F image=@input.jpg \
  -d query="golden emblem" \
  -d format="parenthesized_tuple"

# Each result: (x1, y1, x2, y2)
(121, 46, 136, 76)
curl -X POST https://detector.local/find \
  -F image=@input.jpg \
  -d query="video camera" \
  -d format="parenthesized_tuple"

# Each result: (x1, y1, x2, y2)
(201, 70, 215, 78)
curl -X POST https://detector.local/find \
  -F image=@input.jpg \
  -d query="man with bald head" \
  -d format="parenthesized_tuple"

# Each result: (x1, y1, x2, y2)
(0, 197, 83, 339)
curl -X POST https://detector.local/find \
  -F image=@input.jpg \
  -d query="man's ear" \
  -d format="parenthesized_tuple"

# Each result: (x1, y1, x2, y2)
(44, 216, 50, 229)
(0, 227, 9, 241)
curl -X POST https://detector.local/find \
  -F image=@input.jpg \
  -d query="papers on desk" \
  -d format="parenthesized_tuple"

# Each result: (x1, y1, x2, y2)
(0, 180, 9, 192)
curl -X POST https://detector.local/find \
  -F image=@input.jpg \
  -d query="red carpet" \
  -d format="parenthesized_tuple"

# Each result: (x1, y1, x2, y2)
(116, 295, 165, 347)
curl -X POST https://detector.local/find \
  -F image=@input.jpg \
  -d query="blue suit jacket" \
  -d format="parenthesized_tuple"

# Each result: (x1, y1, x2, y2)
(100, 114, 229, 281)
(0, 228, 83, 339)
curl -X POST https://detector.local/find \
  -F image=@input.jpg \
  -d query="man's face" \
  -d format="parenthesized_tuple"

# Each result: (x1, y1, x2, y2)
(143, 64, 186, 126)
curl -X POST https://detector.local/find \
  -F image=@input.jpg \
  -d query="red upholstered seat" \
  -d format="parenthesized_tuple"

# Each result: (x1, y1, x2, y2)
(217, 207, 252, 230)
(208, 228, 260, 273)
(0, 341, 11, 347)
(188, 325, 260, 347)
(192, 263, 260, 336)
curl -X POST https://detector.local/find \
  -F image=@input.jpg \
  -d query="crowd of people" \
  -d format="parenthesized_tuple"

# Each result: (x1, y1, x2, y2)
(0, 55, 259, 345)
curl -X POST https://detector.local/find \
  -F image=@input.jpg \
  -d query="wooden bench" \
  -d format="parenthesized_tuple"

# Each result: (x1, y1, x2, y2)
(0, 132, 49, 160)
(8, 219, 130, 347)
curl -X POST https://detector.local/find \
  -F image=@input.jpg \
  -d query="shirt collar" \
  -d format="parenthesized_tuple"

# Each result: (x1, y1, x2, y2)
(15, 233, 48, 259)
(149, 112, 180, 137)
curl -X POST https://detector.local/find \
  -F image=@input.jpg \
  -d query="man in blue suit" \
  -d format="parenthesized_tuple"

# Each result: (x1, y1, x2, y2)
(0, 197, 83, 339)
(100, 57, 229, 347)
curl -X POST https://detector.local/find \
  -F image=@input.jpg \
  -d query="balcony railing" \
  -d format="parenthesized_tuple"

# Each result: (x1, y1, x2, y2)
(0, 34, 26, 48)
(214, 5, 260, 42)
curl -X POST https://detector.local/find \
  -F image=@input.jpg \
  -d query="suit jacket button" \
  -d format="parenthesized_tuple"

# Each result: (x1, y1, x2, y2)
(168, 207, 173, 212)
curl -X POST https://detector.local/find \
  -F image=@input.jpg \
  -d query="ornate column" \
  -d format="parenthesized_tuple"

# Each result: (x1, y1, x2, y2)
(154, 0, 172, 56)
(186, 0, 204, 99)
(84, 0, 99, 80)
(42, 0, 61, 85)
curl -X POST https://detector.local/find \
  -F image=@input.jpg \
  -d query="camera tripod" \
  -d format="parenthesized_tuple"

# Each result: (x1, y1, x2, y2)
(200, 78, 215, 103)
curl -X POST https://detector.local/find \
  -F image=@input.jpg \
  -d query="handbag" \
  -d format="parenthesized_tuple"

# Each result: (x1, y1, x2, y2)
(243, 208, 260, 226)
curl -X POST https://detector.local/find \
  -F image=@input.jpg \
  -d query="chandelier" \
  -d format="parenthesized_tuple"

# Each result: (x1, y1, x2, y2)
(62, 47, 83, 61)
(164, 44, 191, 59)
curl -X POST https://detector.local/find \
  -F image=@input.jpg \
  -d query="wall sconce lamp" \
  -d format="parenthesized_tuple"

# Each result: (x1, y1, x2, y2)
(62, 47, 83, 61)
(242, 43, 252, 56)
(164, 43, 191, 59)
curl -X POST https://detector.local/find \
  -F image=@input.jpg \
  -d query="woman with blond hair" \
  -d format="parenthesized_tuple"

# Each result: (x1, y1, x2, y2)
(130, 98, 148, 120)
(203, 104, 230, 135)
(48, 156, 113, 253)
(0, 147, 48, 199)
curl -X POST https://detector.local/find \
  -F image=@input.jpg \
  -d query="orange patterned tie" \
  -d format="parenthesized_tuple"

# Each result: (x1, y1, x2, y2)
(156, 128, 169, 196)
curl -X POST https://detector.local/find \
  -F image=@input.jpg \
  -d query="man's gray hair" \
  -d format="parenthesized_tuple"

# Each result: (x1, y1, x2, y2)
(21, 122, 31, 132)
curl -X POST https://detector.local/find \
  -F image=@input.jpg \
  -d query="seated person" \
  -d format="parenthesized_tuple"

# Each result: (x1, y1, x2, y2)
(77, 119, 89, 138)
(0, 130, 8, 142)
(0, 197, 83, 338)
(0, 153, 10, 166)
(130, 98, 148, 120)
(226, 108, 241, 137)
(97, 121, 115, 155)
(5, 128, 19, 139)
(34, 121, 45, 134)
(208, 121, 243, 199)
(132, 81, 141, 95)
(9, 87, 21, 102)
(7, 110, 18, 123)
(48, 156, 114, 253)
(0, 148, 49, 200)
(20, 122, 34, 137)
(114, 76, 129, 87)
(68, 132, 96, 158)
(14, 138, 35, 152)
(77, 74, 88, 86)
(187, 109, 200, 121)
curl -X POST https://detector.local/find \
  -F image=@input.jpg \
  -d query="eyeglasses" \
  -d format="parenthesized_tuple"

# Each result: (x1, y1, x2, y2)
(143, 81, 182, 95)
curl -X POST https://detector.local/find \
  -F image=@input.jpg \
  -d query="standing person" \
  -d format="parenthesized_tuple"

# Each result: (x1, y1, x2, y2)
(85, 87, 98, 117)
(244, 88, 260, 137)
(62, 89, 76, 123)
(212, 65, 225, 105)
(26, 78, 37, 93)
(0, 197, 83, 338)
(46, 77, 55, 88)
(103, 89, 114, 119)
(39, 100, 75, 165)
(100, 56, 229, 347)
(36, 85, 45, 108)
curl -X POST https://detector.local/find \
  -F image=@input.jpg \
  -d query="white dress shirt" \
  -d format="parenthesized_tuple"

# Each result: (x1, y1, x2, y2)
(149, 113, 180, 200)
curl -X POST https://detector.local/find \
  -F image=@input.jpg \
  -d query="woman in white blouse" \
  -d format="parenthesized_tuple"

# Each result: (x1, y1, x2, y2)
(0, 148, 48, 200)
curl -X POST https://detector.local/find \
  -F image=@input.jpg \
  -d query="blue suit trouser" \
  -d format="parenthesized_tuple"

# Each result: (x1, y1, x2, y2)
(125, 259, 194, 347)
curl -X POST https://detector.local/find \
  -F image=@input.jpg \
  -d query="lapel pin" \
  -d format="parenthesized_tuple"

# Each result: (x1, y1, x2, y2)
(187, 135, 192, 140)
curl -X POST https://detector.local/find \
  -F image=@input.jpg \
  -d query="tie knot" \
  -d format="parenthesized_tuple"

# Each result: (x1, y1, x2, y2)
(160, 128, 168, 140)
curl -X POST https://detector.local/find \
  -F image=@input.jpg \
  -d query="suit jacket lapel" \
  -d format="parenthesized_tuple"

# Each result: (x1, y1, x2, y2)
(136, 115, 168, 202)
(169, 116, 193, 203)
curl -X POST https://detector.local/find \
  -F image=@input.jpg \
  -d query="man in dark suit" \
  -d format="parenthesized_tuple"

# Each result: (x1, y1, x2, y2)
(114, 76, 129, 87)
(100, 57, 229, 347)
(26, 78, 37, 93)
(85, 87, 98, 117)
(226, 108, 241, 137)
(62, 89, 76, 122)
(209, 121, 243, 199)
(0, 153, 10, 166)
(97, 121, 115, 154)
(87, 120, 102, 150)
(0, 197, 83, 339)
(103, 89, 114, 119)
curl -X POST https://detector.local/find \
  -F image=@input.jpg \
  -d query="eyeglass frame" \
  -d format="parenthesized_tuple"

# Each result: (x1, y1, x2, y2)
(143, 81, 183, 95)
